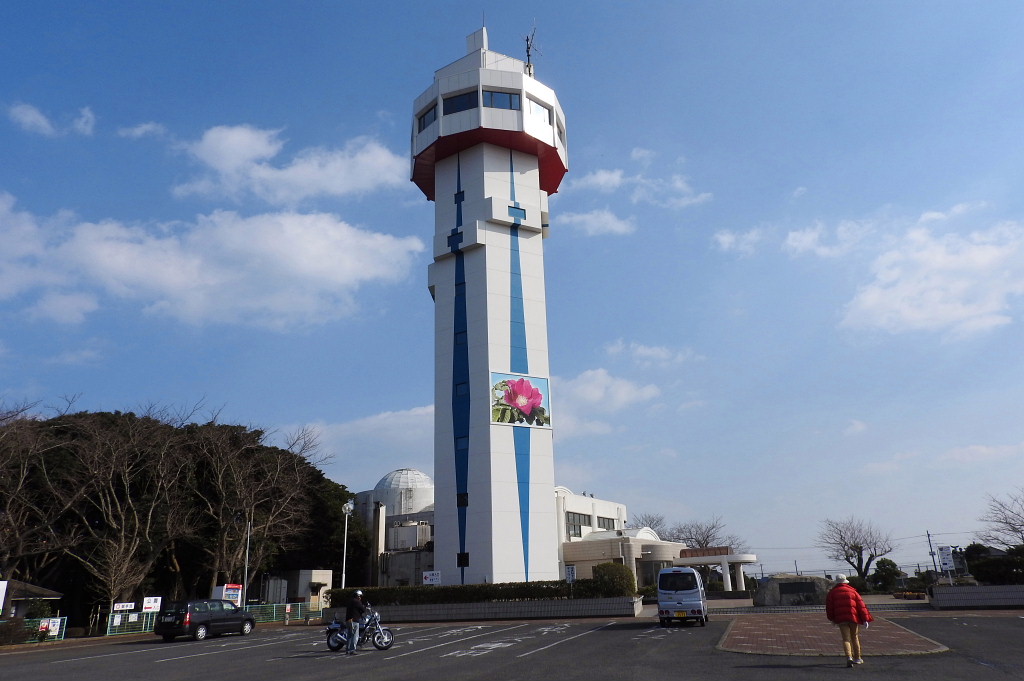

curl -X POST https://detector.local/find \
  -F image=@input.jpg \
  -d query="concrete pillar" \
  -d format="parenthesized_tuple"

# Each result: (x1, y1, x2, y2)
(733, 562, 746, 592)
(721, 559, 732, 591)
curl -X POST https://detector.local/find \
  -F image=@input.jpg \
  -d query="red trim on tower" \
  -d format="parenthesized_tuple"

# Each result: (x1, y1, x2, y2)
(412, 128, 567, 201)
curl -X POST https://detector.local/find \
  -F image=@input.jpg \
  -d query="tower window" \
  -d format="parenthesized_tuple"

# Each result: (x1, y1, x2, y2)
(443, 91, 478, 115)
(527, 98, 551, 124)
(417, 104, 437, 132)
(483, 90, 521, 110)
(597, 516, 616, 530)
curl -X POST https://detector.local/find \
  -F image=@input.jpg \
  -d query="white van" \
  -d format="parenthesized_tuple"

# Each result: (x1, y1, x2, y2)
(656, 567, 708, 627)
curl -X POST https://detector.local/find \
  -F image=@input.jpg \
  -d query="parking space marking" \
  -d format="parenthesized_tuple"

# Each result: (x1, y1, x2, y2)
(516, 621, 615, 657)
(154, 639, 286, 662)
(383, 623, 529, 659)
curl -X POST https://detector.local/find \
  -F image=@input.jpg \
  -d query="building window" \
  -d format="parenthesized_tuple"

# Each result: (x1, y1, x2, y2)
(443, 91, 478, 115)
(597, 516, 616, 530)
(483, 90, 521, 110)
(566, 511, 589, 538)
(527, 98, 551, 124)
(417, 104, 437, 132)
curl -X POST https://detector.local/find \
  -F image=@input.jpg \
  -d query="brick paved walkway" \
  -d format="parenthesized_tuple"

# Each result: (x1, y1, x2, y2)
(718, 612, 947, 656)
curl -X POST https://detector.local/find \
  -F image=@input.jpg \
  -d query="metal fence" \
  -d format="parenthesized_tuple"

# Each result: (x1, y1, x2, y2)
(104, 602, 317, 637)
(1, 617, 69, 643)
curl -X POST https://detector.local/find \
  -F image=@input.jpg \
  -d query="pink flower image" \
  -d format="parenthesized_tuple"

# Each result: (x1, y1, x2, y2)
(503, 378, 543, 416)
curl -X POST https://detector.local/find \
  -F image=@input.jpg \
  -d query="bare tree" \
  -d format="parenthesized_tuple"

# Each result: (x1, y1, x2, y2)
(977, 487, 1024, 548)
(0, 407, 89, 581)
(61, 411, 196, 608)
(816, 517, 895, 579)
(631, 512, 668, 538)
(186, 422, 315, 596)
(668, 515, 748, 552)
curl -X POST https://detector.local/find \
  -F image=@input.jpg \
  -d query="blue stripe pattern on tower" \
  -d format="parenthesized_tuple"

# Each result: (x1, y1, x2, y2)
(450, 157, 470, 584)
(508, 150, 531, 580)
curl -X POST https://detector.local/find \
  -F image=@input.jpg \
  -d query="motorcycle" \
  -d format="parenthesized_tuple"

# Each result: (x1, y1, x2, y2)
(326, 605, 395, 651)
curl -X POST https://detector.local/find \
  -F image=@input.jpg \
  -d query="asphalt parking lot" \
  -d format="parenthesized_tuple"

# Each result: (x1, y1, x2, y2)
(2, 608, 1024, 681)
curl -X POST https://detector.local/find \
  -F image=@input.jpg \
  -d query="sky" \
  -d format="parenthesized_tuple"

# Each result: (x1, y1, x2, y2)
(3, 1, 1024, 578)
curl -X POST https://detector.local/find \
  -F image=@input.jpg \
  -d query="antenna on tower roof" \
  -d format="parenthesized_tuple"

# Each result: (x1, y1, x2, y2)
(524, 24, 540, 76)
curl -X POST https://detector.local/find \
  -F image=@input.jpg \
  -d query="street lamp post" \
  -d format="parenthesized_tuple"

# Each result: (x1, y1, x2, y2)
(341, 501, 354, 589)
(243, 520, 251, 606)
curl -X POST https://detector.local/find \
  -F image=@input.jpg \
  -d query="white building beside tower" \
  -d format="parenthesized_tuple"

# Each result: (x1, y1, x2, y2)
(411, 28, 568, 585)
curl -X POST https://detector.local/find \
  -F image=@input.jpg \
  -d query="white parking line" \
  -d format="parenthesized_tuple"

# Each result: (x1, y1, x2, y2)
(50, 646, 167, 664)
(154, 639, 286, 662)
(383, 624, 529, 659)
(516, 621, 616, 657)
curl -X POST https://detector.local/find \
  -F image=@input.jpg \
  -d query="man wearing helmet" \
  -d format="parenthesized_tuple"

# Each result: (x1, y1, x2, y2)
(344, 590, 366, 655)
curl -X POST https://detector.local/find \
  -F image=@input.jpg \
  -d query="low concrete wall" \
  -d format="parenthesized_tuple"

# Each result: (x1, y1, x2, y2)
(930, 585, 1024, 609)
(326, 597, 643, 623)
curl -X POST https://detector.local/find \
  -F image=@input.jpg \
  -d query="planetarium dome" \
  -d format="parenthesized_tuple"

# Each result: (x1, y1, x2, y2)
(375, 468, 434, 491)
(359, 468, 434, 517)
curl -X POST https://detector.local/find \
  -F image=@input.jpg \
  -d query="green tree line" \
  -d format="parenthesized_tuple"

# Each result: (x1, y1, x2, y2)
(0, 403, 368, 626)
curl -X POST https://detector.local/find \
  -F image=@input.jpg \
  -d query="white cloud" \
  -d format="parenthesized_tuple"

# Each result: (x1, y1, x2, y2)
(785, 219, 872, 257)
(605, 338, 704, 367)
(630, 174, 712, 209)
(714, 228, 763, 255)
(842, 223, 1024, 337)
(630, 147, 655, 165)
(568, 166, 711, 210)
(8, 103, 57, 136)
(568, 169, 625, 193)
(843, 419, 867, 436)
(0, 193, 425, 329)
(938, 441, 1024, 464)
(174, 125, 407, 205)
(29, 292, 99, 324)
(305, 406, 434, 489)
(7, 102, 95, 136)
(45, 347, 103, 365)
(917, 201, 988, 224)
(553, 368, 661, 439)
(792, 186, 808, 199)
(72, 107, 95, 136)
(118, 122, 168, 139)
(558, 209, 636, 236)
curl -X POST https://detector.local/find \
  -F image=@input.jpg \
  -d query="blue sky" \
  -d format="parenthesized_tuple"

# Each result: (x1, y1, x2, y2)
(3, 1, 1023, 577)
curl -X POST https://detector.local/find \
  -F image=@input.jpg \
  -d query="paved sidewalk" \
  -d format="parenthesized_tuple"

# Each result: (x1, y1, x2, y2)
(717, 612, 947, 656)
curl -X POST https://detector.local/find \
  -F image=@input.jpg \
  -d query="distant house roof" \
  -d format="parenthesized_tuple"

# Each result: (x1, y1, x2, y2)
(2, 579, 64, 600)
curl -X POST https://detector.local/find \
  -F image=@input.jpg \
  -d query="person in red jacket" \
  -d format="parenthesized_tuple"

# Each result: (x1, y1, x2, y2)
(825, 574, 874, 667)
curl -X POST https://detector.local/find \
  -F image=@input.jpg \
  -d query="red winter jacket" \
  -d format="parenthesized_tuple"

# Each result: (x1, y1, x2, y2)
(826, 583, 873, 625)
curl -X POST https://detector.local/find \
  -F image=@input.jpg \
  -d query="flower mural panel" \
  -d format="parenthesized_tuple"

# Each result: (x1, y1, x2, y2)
(491, 373, 551, 427)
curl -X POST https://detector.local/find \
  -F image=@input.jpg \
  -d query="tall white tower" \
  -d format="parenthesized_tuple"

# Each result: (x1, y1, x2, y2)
(412, 28, 568, 585)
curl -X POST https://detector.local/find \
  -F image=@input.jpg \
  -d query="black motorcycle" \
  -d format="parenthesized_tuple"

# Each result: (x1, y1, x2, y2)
(326, 605, 395, 651)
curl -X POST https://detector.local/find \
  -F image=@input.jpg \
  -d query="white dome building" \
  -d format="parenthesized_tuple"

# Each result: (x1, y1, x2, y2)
(355, 468, 435, 524)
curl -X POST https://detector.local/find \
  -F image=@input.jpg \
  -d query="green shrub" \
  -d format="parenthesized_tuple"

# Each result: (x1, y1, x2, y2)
(21, 599, 54, 619)
(970, 556, 1024, 585)
(592, 562, 636, 597)
(325, 569, 639, 608)
(0, 618, 32, 645)
(848, 575, 869, 593)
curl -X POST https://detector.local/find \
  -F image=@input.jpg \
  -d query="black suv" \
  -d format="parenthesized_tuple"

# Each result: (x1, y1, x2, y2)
(153, 599, 256, 641)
